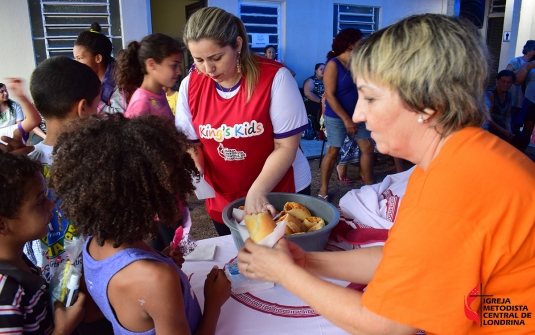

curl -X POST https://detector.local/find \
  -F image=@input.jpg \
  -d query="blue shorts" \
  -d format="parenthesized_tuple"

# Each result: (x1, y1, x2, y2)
(324, 115, 370, 148)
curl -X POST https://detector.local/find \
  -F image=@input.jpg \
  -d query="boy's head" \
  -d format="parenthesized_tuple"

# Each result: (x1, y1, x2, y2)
(50, 114, 199, 248)
(0, 152, 54, 243)
(30, 56, 101, 120)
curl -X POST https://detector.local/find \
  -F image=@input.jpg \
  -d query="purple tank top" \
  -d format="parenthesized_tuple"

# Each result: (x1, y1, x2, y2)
(83, 237, 202, 334)
(324, 58, 359, 119)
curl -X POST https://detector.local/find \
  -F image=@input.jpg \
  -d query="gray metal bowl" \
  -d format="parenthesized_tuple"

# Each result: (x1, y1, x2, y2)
(222, 193, 340, 251)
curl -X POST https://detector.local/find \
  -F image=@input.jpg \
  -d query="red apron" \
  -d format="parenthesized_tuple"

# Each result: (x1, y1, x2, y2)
(188, 58, 295, 222)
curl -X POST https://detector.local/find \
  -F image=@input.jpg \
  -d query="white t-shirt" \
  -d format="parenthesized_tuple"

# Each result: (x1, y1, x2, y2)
(0, 101, 24, 129)
(175, 67, 311, 191)
(26, 143, 83, 283)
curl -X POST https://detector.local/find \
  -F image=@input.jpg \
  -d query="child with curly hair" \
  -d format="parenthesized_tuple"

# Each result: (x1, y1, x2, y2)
(0, 152, 85, 334)
(49, 114, 230, 335)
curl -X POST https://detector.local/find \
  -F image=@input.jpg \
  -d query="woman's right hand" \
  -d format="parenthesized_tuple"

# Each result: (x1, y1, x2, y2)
(343, 118, 358, 136)
(204, 266, 231, 308)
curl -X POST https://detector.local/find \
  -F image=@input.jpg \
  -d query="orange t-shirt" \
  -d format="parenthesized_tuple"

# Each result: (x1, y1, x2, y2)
(362, 127, 535, 334)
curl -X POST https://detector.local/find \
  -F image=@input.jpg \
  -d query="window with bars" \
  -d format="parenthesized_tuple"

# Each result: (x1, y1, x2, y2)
(490, 0, 506, 13)
(239, 2, 281, 56)
(333, 4, 379, 38)
(27, 0, 122, 65)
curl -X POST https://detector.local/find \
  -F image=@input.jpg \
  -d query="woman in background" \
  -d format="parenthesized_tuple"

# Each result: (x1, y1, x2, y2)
(318, 28, 373, 201)
(264, 45, 296, 77)
(0, 83, 24, 129)
(303, 63, 325, 133)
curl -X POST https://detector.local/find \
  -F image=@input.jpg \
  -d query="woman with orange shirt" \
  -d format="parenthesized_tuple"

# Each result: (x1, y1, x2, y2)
(238, 14, 535, 334)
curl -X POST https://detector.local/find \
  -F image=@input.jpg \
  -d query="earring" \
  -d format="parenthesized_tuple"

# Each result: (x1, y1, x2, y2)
(196, 67, 201, 75)
(237, 52, 242, 73)
(417, 115, 428, 123)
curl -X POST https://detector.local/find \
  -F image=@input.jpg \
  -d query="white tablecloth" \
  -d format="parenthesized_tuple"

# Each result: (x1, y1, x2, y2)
(182, 235, 350, 335)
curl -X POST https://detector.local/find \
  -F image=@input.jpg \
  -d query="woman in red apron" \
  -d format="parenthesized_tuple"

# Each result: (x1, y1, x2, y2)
(176, 7, 311, 236)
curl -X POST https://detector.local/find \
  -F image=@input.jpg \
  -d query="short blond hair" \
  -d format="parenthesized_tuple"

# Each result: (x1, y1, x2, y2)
(351, 14, 489, 136)
(183, 7, 259, 102)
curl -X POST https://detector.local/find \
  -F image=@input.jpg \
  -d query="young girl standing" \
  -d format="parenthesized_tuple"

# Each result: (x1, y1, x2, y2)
(50, 114, 230, 335)
(74, 22, 126, 114)
(115, 33, 183, 120)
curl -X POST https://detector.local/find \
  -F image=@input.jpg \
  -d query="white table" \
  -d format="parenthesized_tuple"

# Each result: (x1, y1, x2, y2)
(182, 235, 350, 335)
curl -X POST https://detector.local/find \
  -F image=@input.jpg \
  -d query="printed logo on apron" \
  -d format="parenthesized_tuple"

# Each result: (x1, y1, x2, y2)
(217, 143, 246, 161)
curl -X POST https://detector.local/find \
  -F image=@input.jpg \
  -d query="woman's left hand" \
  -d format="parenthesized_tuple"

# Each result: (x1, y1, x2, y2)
(237, 238, 296, 284)
(243, 190, 277, 217)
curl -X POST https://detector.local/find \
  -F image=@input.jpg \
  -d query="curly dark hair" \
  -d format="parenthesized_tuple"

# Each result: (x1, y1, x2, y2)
(0, 152, 42, 219)
(327, 28, 363, 60)
(49, 114, 199, 247)
(115, 33, 183, 103)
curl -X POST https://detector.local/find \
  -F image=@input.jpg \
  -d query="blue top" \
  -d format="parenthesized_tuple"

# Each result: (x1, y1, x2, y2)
(83, 237, 202, 335)
(101, 57, 117, 104)
(324, 58, 358, 119)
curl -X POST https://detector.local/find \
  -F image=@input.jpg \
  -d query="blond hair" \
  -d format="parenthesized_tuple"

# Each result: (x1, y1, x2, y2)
(351, 14, 489, 136)
(183, 7, 259, 102)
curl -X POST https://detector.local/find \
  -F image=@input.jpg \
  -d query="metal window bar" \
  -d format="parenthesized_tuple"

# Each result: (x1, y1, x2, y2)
(38, 0, 115, 58)
(335, 4, 378, 36)
(490, 0, 506, 13)
(239, 2, 280, 54)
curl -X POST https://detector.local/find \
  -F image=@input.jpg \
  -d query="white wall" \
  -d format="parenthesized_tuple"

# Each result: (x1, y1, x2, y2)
(0, 1, 36, 85)
(207, 0, 445, 86)
(120, 0, 153, 46)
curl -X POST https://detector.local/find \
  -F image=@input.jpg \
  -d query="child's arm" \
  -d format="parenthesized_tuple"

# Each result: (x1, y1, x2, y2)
(51, 292, 86, 335)
(6, 79, 41, 137)
(139, 263, 230, 335)
(33, 126, 47, 140)
(193, 266, 231, 335)
(0, 129, 34, 155)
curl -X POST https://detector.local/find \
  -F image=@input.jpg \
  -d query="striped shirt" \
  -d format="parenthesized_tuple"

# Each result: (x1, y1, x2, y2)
(0, 256, 53, 335)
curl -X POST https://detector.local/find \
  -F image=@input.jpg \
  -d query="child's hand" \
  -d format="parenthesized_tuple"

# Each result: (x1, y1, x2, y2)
(5, 78, 28, 101)
(162, 242, 185, 268)
(0, 130, 34, 155)
(51, 291, 86, 335)
(204, 266, 231, 308)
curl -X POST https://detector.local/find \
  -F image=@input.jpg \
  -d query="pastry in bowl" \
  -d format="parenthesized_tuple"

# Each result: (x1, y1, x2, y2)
(276, 213, 305, 235)
(283, 202, 311, 222)
(303, 216, 326, 232)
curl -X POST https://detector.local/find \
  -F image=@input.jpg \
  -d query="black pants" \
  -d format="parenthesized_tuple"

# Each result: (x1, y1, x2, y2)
(212, 185, 312, 236)
(304, 100, 321, 131)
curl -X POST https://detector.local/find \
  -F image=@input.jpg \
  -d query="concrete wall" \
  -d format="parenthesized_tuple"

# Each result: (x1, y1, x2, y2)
(207, 0, 445, 86)
(151, 0, 197, 39)
(0, 0, 153, 92)
(0, 1, 36, 85)
(120, 0, 153, 45)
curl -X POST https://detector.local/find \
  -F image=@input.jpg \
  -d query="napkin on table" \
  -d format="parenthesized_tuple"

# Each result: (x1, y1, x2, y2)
(184, 244, 217, 261)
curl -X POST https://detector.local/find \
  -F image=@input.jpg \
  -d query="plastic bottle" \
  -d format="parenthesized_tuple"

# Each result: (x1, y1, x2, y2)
(65, 273, 81, 307)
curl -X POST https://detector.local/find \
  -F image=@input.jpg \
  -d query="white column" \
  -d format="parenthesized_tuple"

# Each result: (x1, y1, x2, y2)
(0, 1, 36, 84)
(119, 0, 153, 46)
(447, 0, 460, 16)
